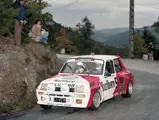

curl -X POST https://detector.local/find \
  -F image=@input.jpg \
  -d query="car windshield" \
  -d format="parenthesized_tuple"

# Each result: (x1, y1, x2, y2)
(60, 58, 104, 75)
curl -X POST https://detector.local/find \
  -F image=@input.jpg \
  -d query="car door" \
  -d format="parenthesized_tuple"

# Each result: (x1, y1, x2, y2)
(113, 58, 125, 93)
(102, 60, 117, 100)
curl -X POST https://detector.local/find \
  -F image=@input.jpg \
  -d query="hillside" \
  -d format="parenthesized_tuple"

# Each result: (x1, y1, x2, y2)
(92, 28, 129, 43)
(103, 31, 129, 47)
(92, 27, 159, 48)
(95, 27, 129, 37)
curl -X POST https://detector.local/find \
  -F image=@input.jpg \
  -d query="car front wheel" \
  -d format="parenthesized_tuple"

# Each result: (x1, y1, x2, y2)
(89, 91, 101, 110)
(121, 81, 133, 98)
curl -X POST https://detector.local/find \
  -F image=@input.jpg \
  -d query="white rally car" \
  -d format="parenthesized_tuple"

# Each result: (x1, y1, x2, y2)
(36, 55, 134, 110)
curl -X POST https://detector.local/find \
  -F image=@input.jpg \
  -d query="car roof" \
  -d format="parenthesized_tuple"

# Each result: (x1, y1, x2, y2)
(70, 55, 119, 61)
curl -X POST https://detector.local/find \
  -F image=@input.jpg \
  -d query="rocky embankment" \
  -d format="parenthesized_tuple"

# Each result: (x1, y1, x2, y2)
(0, 40, 60, 114)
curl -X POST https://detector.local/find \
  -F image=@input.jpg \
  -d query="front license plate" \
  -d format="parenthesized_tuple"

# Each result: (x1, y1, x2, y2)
(54, 98, 66, 103)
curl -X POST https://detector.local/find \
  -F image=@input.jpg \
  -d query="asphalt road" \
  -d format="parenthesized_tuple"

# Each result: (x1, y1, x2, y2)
(5, 69, 159, 120)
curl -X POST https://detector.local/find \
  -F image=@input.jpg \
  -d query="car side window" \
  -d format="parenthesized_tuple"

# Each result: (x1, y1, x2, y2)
(114, 59, 122, 72)
(105, 60, 115, 75)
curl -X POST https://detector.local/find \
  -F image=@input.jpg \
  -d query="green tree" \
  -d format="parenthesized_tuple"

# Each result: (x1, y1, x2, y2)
(134, 33, 148, 58)
(142, 27, 157, 46)
(152, 17, 159, 32)
(25, 0, 48, 22)
(152, 17, 159, 60)
(0, 0, 18, 36)
(76, 16, 95, 54)
(76, 16, 95, 40)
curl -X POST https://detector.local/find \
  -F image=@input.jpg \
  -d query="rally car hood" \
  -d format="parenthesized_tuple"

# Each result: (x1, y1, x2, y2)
(43, 74, 100, 84)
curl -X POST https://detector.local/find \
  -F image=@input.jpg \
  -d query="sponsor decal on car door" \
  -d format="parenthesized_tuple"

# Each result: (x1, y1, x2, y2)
(102, 60, 117, 100)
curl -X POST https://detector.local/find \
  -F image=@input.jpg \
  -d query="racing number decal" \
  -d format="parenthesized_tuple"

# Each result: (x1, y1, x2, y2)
(68, 84, 75, 88)
(54, 83, 75, 88)
(100, 80, 115, 91)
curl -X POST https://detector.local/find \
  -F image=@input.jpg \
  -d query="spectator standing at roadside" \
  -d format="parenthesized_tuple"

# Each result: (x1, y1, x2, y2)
(148, 42, 154, 61)
(12, 0, 26, 45)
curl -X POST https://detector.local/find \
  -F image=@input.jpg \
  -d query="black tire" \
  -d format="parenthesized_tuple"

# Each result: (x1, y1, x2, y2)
(89, 91, 101, 110)
(121, 81, 133, 98)
(40, 105, 52, 109)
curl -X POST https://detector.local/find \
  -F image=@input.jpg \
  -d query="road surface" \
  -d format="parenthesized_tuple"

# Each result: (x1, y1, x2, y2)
(6, 68, 159, 120)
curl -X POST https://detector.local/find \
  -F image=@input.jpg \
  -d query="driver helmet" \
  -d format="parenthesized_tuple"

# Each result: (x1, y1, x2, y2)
(96, 63, 102, 70)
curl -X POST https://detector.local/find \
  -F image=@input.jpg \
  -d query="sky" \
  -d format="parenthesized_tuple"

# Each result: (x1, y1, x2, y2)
(43, 0, 159, 30)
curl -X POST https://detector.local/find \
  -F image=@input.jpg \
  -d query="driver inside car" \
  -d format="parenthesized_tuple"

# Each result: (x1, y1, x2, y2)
(95, 63, 103, 74)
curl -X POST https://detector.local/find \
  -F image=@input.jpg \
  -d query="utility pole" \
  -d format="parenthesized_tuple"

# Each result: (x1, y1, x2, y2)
(129, 0, 134, 58)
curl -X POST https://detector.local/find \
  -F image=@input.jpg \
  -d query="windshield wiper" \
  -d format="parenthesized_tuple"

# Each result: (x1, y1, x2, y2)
(66, 63, 74, 74)
(78, 66, 90, 76)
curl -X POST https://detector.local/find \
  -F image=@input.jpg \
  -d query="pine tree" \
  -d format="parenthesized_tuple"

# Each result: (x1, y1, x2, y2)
(25, 0, 48, 25)
(76, 16, 95, 53)
(0, 0, 18, 36)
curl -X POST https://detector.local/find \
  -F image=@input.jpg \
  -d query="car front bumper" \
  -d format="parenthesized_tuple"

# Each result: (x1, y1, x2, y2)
(36, 90, 91, 108)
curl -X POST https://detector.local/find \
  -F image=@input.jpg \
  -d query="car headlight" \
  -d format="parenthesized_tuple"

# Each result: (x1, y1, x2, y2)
(61, 85, 69, 93)
(46, 84, 55, 92)
(75, 85, 85, 93)
(39, 83, 48, 90)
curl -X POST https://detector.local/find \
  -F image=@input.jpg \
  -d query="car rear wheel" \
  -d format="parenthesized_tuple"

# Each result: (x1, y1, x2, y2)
(121, 81, 133, 98)
(40, 105, 52, 109)
(89, 91, 101, 110)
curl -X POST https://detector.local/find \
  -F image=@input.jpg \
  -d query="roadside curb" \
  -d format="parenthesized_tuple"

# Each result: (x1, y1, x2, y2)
(0, 111, 27, 120)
